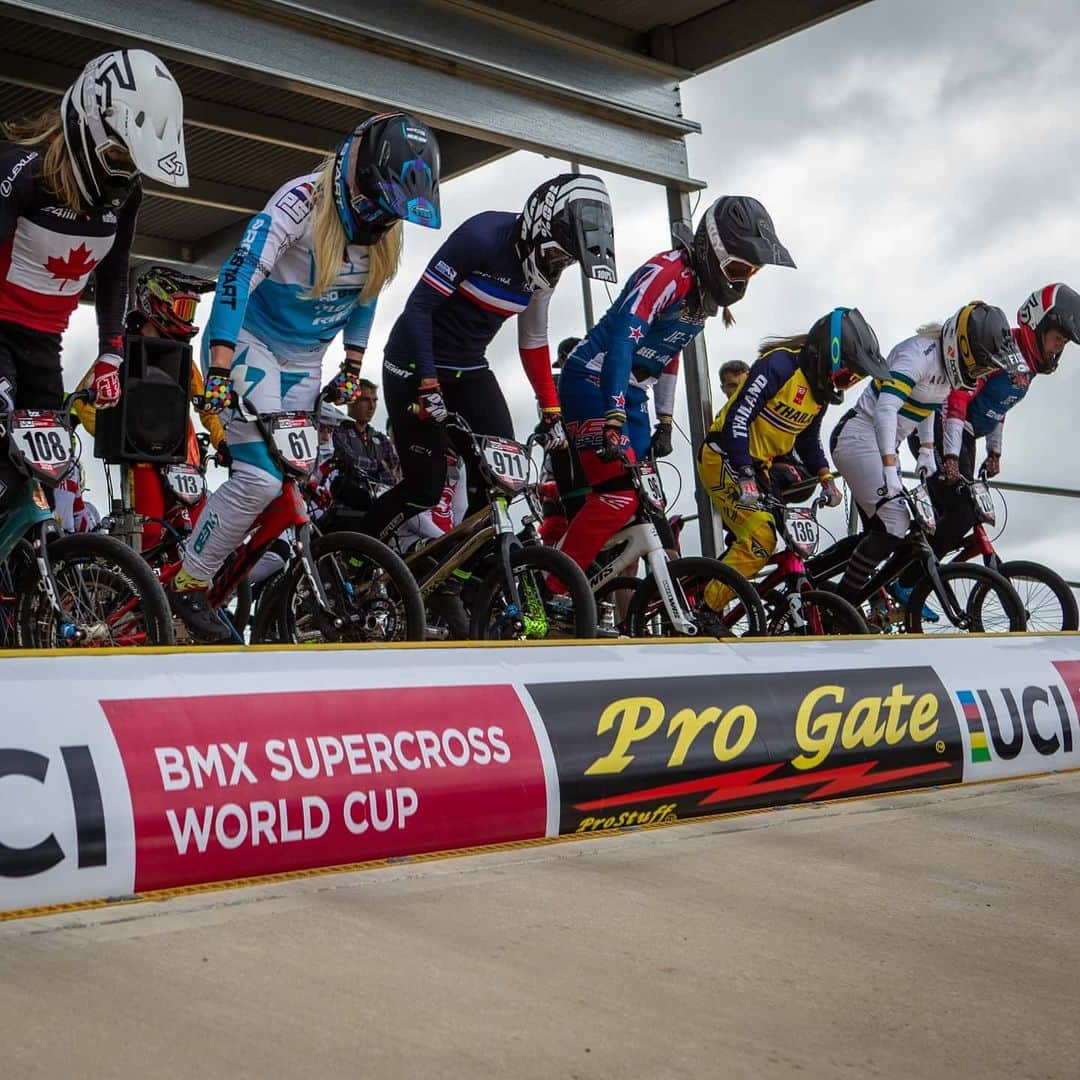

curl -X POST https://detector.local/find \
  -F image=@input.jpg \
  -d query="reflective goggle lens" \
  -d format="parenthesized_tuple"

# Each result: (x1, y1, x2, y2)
(833, 369, 864, 390)
(718, 255, 760, 283)
(171, 296, 198, 322)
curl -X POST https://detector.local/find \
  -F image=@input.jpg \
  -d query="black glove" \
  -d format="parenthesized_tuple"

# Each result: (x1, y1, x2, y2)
(649, 417, 673, 458)
(596, 422, 624, 463)
(215, 441, 232, 469)
(941, 455, 961, 485)
(533, 410, 566, 450)
(416, 381, 448, 423)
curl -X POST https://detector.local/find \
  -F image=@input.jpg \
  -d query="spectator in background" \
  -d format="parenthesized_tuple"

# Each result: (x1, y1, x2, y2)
(332, 378, 400, 500)
(719, 359, 750, 399)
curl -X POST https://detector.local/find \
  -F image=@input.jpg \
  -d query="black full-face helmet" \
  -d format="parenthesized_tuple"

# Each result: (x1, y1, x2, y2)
(802, 307, 889, 405)
(689, 195, 795, 316)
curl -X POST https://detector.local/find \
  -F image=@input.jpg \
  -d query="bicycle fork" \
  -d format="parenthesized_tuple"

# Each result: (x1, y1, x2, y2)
(644, 547, 697, 635)
(293, 523, 345, 631)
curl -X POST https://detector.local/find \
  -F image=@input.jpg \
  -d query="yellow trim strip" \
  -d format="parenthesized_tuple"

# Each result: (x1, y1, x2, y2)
(3, 765, 1078, 924)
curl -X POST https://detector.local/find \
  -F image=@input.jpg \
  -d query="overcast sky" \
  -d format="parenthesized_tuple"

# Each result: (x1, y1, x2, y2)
(62, 0, 1080, 578)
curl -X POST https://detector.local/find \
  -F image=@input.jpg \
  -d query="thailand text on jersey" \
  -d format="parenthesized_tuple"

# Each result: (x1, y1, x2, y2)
(205, 174, 377, 360)
(384, 210, 550, 380)
(0, 146, 138, 352)
(566, 250, 699, 419)
(707, 347, 828, 473)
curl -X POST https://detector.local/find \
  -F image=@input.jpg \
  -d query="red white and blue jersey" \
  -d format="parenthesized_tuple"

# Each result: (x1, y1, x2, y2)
(384, 210, 557, 408)
(562, 249, 701, 420)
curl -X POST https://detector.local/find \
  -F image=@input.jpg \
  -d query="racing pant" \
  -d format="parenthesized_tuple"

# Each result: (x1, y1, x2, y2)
(830, 410, 908, 600)
(182, 329, 322, 582)
(0, 321, 64, 510)
(697, 442, 777, 611)
(361, 360, 513, 542)
(555, 363, 649, 574)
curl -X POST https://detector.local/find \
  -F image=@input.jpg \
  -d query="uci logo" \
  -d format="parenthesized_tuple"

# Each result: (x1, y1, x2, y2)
(0, 746, 105, 878)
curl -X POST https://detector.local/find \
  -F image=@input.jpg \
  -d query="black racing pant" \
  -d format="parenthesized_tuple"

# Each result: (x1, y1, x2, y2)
(361, 362, 514, 541)
(0, 321, 64, 508)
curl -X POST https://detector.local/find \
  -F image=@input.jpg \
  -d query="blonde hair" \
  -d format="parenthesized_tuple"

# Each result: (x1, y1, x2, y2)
(917, 322, 944, 338)
(307, 152, 402, 301)
(757, 333, 809, 358)
(2, 106, 84, 212)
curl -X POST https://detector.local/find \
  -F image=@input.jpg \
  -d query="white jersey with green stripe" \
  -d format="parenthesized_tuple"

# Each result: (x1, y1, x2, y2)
(849, 333, 950, 456)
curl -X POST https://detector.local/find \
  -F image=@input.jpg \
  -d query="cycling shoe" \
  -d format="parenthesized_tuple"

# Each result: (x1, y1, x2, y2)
(889, 582, 939, 624)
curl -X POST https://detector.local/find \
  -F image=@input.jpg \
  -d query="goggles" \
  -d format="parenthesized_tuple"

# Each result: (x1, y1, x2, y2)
(169, 294, 199, 322)
(99, 141, 137, 178)
(538, 241, 576, 279)
(716, 253, 761, 283)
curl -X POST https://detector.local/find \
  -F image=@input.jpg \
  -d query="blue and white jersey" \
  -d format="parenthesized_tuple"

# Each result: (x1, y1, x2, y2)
(384, 210, 552, 385)
(204, 173, 378, 365)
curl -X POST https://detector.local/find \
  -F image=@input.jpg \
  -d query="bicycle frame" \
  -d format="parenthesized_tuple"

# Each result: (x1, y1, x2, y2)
(588, 458, 697, 635)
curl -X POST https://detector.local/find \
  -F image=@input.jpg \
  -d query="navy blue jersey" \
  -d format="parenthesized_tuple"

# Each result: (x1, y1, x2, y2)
(384, 211, 555, 404)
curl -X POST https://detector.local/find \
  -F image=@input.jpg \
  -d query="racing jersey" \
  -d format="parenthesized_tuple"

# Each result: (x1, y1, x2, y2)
(706, 347, 828, 474)
(566, 249, 699, 420)
(849, 333, 950, 455)
(0, 145, 139, 353)
(383, 210, 558, 410)
(205, 174, 377, 363)
(942, 327, 1035, 457)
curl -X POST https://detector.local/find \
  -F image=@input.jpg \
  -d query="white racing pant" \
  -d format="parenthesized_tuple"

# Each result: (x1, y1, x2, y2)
(831, 414, 911, 538)
(183, 329, 325, 582)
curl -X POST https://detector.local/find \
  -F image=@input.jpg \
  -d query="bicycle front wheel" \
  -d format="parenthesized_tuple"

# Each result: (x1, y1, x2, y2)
(279, 532, 426, 644)
(624, 557, 767, 638)
(905, 563, 1026, 634)
(18, 532, 174, 647)
(470, 545, 597, 640)
(762, 588, 870, 637)
(997, 560, 1078, 632)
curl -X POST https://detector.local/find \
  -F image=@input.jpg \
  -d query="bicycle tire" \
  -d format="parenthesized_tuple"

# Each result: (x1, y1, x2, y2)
(470, 545, 597, 640)
(997, 559, 1078, 633)
(17, 532, 174, 647)
(769, 588, 869, 636)
(279, 531, 426, 644)
(904, 562, 1026, 634)
(624, 556, 767, 638)
(249, 571, 289, 644)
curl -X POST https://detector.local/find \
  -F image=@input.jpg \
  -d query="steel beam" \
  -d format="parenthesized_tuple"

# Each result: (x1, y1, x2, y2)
(655, 0, 872, 73)
(0, 0, 701, 189)
(667, 186, 721, 558)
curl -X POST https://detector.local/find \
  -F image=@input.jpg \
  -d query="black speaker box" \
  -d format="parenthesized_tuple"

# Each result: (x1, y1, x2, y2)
(94, 334, 193, 464)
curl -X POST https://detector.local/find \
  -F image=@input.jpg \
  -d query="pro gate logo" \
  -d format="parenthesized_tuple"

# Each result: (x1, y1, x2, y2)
(527, 666, 962, 834)
(955, 661, 1080, 778)
(100, 685, 548, 892)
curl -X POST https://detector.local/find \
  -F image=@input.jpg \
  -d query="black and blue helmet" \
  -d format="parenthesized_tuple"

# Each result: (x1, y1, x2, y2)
(331, 112, 441, 243)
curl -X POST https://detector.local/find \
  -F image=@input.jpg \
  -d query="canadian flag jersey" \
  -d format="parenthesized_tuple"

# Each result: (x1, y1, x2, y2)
(0, 146, 139, 348)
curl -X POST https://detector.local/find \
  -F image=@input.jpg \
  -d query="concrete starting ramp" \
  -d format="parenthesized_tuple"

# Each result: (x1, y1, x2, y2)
(3, 771, 1078, 1080)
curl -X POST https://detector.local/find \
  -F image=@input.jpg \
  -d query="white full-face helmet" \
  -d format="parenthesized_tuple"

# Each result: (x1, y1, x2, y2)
(61, 48, 188, 208)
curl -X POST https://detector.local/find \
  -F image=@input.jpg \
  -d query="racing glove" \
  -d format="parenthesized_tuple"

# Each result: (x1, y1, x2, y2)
(941, 455, 961, 485)
(981, 452, 1001, 479)
(92, 353, 123, 409)
(202, 367, 232, 415)
(533, 409, 566, 451)
(735, 466, 761, 508)
(596, 417, 625, 463)
(416, 380, 448, 423)
(324, 359, 363, 405)
(881, 463, 903, 499)
(649, 415, 674, 459)
(0, 376, 14, 413)
(916, 446, 938, 479)
(215, 441, 232, 469)
(819, 472, 843, 508)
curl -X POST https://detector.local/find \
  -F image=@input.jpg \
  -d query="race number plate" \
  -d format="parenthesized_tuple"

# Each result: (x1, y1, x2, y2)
(269, 413, 318, 477)
(163, 463, 205, 506)
(969, 480, 996, 525)
(10, 411, 75, 483)
(481, 437, 529, 492)
(637, 460, 666, 510)
(786, 508, 820, 555)
(912, 483, 937, 533)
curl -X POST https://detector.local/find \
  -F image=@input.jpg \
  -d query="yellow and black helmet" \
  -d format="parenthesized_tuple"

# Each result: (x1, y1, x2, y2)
(941, 301, 1025, 390)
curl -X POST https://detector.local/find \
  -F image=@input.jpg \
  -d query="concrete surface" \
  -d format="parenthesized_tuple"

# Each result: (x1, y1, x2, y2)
(3, 773, 1079, 1080)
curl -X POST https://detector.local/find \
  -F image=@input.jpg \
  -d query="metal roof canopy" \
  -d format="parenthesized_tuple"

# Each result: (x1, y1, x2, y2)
(0, 0, 865, 272)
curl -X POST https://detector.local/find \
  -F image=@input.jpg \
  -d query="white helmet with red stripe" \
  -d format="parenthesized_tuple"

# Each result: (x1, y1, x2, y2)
(1016, 283, 1080, 374)
(61, 49, 188, 208)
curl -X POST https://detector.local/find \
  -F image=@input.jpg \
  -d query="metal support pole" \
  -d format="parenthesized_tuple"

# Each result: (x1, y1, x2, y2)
(666, 186, 721, 558)
(570, 161, 596, 331)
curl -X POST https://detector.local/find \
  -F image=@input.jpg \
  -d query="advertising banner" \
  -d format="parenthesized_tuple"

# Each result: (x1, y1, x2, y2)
(526, 665, 963, 833)
(101, 684, 548, 892)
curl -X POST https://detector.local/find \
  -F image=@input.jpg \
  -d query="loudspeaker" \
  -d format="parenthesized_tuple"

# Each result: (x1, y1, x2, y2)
(94, 335, 192, 464)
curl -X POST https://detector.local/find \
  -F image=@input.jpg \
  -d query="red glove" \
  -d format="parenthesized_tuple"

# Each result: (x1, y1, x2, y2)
(941, 455, 961, 485)
(92, 353, 122, 409)
(982, 453, 1001, 479)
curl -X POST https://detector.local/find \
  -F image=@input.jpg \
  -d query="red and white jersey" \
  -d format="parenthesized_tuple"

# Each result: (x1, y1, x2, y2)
(0, 146, 139, 351)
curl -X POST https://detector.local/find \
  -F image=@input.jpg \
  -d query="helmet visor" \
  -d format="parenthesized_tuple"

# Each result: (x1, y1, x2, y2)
(575, 200, 616, 282)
